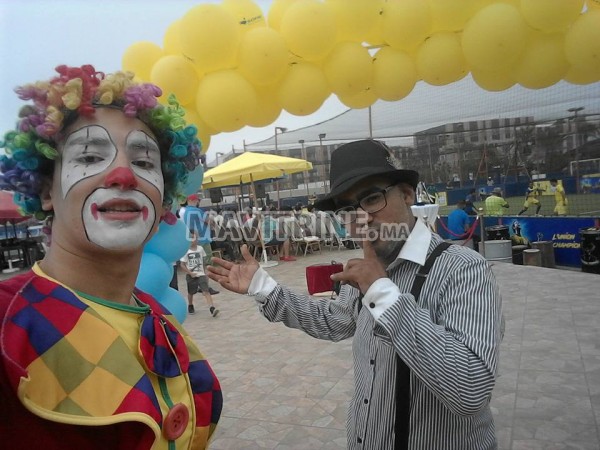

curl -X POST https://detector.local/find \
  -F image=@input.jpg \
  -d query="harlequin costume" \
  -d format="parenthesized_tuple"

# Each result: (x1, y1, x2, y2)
(0, 264, 222, 449)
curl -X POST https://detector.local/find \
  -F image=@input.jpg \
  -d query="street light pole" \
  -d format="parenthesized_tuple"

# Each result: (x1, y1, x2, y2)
(456, 124, 464, 188)
(568, 106, 584, 194)
(427, 135, 434, 184)
(274, 126, 287, 155)
(319, 133, 327, 192)
(299, 139, 310, 198)
(274, 126, 287, 208)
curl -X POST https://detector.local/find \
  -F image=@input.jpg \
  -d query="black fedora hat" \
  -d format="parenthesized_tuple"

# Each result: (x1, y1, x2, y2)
(314, 140, 419, 212)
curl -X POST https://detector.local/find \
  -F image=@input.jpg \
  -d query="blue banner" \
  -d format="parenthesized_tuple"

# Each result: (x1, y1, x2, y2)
(485, 216, 598, 267)
(438, 215, 599, 267)
(582, 175, 600, 194)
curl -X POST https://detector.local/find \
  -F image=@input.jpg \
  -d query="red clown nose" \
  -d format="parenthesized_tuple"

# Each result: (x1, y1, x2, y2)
(104, 167, 138, 190)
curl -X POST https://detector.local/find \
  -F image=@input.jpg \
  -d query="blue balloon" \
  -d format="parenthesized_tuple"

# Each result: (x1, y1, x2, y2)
(183, 166, 204, 196)
(136, 252, 173, 298)
(159, 287, 188, 324)
(145, 219, 190, 263)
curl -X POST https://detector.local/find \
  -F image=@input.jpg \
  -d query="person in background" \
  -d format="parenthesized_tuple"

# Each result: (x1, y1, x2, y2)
(485, 187, 509, 216)
(550, 179, 568, 216)
(447, 200, 480, 247)
(464, 188, 478, 215)
(517, 182, 543, 216)
(261, 209, 295, 262)
(181, 195, 219, 295)
(0, 65, 221, 449)
(213, 208, 224, 228)
(299, 204, 317, 236)
(294, 202, 303, 220)
(208, 139, 503, 450)
(180, 233, 219, 317)
(242, 207, 255, 228)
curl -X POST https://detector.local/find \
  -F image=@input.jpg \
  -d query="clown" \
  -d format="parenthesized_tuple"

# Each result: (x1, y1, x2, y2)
(0, 65, 221, 449)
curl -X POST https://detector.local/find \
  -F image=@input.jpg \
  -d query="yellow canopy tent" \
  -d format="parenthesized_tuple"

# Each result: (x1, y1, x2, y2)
(201, 151, 312, 189)
(201, 152, 313, 268)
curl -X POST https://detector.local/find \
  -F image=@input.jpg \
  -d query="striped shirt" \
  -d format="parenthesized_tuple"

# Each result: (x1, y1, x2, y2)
(249, 220, 503, 449)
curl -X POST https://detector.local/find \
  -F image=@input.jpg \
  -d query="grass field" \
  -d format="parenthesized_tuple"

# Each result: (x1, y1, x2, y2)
(437, 193, 600, 217)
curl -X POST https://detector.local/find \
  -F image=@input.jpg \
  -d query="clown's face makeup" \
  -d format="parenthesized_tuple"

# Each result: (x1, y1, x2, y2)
(82, 187, 156, 249)
(60, 124, 164, 199)
(44, 108, 164, 252)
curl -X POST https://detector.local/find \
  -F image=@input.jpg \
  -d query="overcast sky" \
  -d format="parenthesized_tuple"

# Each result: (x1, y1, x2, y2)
(0, 0, 348, 160)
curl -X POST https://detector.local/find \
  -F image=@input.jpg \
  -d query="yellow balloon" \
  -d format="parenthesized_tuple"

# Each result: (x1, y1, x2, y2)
(163, 21, 183, 55)
(323, 42, 373, 96)
(122, 41, 164, 81)
(268, 0, 302, 30)
(246, 85, 283, 127)
(280, 0, 338, 62)
(564, 65, 600, 84)
(238, 27, 289, 86)
(337, 88, 377, 109)
(473, 0, 521, 10)
(564, 11, 600, 80)
(372, 47, 418, 101)
(364, 12, 385, 47)
(277, 62, 331, 116)
(471, 68, 516, 91)
(587, 0, 600, 10)
(325, 0, 384, 43)
(520, 0, 584, 33)
(382, 0, 433, 52)
(222, 0, 266, 33)
(462, 3, 530, 71)
(184, 108, 213, 154)
(196, 70, 258, 133)
(179, 4, 240, 73)
(150, 55, 199, 106)
(200, 134, 211, 154)
(429, 0, 478, 32)
(416, 32, 469, 86)
(515, 32, 568, 89)
(184, 107, 217, 135)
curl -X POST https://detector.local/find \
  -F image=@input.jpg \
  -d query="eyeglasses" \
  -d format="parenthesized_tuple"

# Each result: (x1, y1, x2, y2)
(334, 184, 397, 224)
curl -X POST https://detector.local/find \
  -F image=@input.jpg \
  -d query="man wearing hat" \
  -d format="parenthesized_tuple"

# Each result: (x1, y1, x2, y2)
(208, 140, 503, 449)
(485, 187, 510, 216)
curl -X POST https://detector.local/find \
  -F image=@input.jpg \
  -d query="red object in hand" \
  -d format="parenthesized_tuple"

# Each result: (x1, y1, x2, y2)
(306, 262, 344, 294)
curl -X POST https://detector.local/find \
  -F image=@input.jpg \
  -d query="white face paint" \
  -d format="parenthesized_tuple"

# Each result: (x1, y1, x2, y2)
(60, 125, 164, 199)
(82, 188, 156, 250)
(126, 130, 164, 197)
(59, 122, 165, 251)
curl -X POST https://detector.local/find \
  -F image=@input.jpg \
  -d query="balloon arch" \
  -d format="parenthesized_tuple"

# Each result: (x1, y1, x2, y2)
(123, 0, 600, 148)
(129, 0, 600, 321)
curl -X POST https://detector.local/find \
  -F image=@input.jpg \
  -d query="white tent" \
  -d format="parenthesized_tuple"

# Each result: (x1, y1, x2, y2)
(244, 75, 600, 151)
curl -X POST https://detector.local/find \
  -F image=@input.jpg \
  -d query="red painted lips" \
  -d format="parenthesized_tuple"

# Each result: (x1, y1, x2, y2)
(91, 199, 149, 221)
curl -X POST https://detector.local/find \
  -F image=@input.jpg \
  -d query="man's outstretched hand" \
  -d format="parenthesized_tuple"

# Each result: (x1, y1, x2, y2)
(206, 244, 259, 294)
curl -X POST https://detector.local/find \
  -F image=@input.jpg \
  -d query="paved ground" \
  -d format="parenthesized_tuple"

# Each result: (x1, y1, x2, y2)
(3, 247, 599, 449)
(179, 247, 600, 450)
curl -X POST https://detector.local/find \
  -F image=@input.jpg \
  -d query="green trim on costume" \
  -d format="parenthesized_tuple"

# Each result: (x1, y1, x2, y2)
(159, 377, 177, 450)
(74, 290, 150, 314)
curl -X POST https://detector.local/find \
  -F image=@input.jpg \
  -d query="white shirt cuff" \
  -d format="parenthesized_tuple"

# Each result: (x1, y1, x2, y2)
(248, 267, 278, 297)
(362, 278, 401, 321)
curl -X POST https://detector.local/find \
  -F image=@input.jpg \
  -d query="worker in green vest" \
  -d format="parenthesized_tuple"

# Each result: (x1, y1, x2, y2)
(485, 187, 510, 216)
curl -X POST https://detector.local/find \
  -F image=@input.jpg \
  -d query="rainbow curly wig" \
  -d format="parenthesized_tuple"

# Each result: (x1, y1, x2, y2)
(0, 64, 201, 220)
